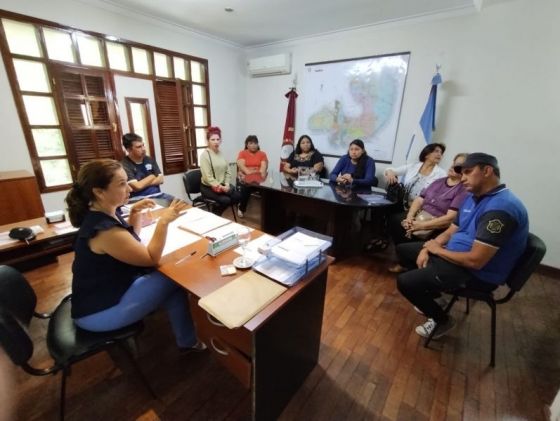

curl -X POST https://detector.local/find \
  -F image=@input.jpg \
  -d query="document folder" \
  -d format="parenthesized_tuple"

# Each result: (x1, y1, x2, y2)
(198, 271, 287, 329)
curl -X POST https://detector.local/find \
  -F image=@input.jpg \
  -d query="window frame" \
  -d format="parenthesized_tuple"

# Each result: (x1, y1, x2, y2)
(0, 9, 210, 192)
(125, 97, 155, 158)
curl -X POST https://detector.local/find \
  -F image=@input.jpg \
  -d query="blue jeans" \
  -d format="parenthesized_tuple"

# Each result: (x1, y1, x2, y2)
(75, 271, 196, 348)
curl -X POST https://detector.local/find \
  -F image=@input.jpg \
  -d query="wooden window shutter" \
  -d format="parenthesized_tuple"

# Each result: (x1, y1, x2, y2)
(154, 80, 187, 174)
(53, 66, 120, 173)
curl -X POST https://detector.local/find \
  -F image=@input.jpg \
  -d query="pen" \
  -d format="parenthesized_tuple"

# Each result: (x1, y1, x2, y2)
(175, 250, 197, 265)
(200, 252, 209, 259)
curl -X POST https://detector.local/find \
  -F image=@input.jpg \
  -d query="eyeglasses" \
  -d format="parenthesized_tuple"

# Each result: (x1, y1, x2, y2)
(453, 165, 463, 174)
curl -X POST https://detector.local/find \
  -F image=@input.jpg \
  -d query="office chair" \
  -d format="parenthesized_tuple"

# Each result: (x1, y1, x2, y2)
(182, 168, 237, 221)
(0, 265, 156, 420)
(423, 233, 546, 367)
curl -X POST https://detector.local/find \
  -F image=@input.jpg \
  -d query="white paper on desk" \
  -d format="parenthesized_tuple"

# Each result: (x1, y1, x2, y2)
(53, 221, 78, 235)
(139, 217, 200, 256)
(270, 232, 330, 266)
(356, 193, 392, 205)
(177, 207, 230, 235)
(233, 233, 275, 261)
(0, 231, 19, 247)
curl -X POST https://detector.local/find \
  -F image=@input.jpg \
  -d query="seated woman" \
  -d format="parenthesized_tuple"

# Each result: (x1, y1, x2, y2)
(200, 126, 241, 216)
(388, 153, 468, 272)
(283, 135, 324, 176)
(66, 159, 205, 353)
(236, 135, 268, 218)
(384, 142, 447, 209)
(329, 139, 376, 187)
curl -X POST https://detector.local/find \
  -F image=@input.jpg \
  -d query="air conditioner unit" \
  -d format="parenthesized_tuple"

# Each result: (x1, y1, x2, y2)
(247, 53, 291, 77)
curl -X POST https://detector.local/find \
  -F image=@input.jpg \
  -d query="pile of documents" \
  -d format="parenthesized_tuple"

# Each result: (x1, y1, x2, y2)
(253, 228, 331, 286)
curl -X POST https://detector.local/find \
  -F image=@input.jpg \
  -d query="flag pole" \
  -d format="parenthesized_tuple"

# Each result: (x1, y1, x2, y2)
(279, 88, 298, 171)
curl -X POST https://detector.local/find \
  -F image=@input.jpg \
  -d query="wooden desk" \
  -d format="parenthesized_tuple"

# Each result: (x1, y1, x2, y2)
(254, 171, 394, 258)
(0, 217, 76, 271)
(158, 231, 333, 420)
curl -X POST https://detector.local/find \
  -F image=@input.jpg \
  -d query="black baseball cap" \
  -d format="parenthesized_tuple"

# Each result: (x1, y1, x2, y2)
(462, 153, 499, 171)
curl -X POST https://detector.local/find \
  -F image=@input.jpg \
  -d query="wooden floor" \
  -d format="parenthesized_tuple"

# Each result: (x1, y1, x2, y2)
(5, 200, 560, 420)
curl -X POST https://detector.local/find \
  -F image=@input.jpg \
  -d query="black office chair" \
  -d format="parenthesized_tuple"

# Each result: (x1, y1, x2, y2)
(0, 265, 156, 420)
(182, 168, 237, 221)
(423, 233, 546, 367)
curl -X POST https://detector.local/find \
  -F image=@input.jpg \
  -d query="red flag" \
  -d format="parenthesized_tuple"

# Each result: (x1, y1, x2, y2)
(279, 88, 298, 170)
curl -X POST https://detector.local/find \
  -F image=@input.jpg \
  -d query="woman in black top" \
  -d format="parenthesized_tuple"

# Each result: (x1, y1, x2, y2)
(283, 135, 325, 176)
(66, 159, 204, 352)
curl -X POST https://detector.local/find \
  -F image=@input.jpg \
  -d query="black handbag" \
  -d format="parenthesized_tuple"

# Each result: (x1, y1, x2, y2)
(386, 182, 406, 207)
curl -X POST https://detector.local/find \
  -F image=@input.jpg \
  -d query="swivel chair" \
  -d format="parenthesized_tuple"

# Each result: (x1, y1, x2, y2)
(0, 265, 156, 420)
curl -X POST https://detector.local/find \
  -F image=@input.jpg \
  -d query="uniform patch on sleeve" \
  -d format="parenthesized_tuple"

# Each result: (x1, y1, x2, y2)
(487, 219, 504, 234)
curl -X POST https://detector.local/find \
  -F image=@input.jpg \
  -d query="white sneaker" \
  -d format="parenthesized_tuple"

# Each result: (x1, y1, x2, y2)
(237, 209, 244, 218)
(414, 296, 449, 315)
(415, 317, 455, 339)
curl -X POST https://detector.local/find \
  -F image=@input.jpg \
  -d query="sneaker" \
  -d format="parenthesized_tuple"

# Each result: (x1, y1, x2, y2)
(179, 340, 207, 355)
(388, 263, 406, 273)
(415, 317, 455, 339)
(414, 296, 449, 315)
(237, 208, 245, 218)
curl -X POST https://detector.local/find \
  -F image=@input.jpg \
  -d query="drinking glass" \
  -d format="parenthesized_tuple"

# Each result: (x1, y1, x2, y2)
(235, 226, 253, 267)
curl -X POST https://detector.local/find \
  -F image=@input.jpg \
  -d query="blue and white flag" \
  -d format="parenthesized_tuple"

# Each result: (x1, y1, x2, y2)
(418, 72, 442, 144)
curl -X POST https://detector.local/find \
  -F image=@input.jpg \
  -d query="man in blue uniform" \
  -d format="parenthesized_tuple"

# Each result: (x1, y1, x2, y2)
(395, 153, 528, 339)
(121, 133, 174, 202)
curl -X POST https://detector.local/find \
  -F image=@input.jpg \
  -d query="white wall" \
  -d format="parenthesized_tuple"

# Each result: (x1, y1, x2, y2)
(0, 0, 246, 208)
(112, 75, 187, 200)
(244, 0, 560, 267)
(1, 0, 559, 267)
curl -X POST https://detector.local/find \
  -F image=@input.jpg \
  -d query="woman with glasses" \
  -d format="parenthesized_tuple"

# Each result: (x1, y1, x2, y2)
(384, 143, 448, 208)
(387, 153, 469, 272)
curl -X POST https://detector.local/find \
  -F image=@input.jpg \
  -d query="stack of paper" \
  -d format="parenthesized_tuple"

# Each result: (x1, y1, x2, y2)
(177, 207, 231, 235)
(270, 231, 330, 266)
(294, 179, 323, 188)
(198, 271, 287, 329)
(253, 229, 331, 286)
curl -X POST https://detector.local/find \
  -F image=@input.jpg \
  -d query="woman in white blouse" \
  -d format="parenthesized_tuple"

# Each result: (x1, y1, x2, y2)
(384, 143, 447, 208)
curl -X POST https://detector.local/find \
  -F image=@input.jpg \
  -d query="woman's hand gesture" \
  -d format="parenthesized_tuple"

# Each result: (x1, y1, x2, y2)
(159, 199, 189, 224)
(130, 198, 156, 214)
(384, 170, 398, 185)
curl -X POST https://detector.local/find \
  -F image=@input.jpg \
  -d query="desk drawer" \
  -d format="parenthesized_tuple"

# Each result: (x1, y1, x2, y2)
(206, 336, 251, 389)
(189, 296, 252, 357)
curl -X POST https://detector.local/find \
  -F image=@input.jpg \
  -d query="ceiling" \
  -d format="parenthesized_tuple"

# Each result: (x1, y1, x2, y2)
(87, 0, 481, 47)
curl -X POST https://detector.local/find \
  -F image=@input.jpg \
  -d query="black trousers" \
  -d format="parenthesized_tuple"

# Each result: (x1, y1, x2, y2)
(395, 242, 497, 323)
(389, 211, 411, 245)
(237, 183, 254, 213)
(200, 184, 241, 215)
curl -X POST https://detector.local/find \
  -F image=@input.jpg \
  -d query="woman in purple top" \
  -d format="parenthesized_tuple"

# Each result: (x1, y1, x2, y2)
(388, 153, 468, 272)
